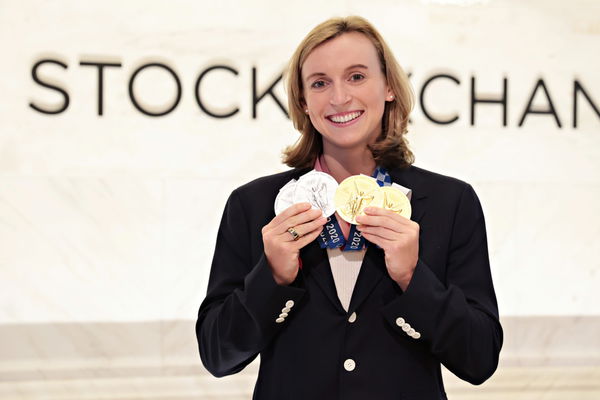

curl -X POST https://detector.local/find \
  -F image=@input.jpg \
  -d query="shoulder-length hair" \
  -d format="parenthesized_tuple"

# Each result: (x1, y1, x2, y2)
(283, 16, 415, 170)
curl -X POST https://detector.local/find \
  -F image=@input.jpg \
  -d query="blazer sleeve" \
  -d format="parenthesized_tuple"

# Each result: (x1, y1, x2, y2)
(381, 183, 503, 385)
(196, 188, 306, 377)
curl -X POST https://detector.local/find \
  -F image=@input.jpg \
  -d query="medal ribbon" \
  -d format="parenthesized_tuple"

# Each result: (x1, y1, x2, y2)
(318, 166, 391, 251)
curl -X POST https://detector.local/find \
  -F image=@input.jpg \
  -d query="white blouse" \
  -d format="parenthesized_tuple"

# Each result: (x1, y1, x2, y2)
(326, 247, 366, 311)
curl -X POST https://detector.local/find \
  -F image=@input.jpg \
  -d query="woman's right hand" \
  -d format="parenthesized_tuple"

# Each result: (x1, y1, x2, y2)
(262, 202, 327, 285)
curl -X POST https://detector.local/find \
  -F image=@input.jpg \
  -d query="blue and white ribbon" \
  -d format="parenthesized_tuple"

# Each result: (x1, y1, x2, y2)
(317, 167, 391, 251)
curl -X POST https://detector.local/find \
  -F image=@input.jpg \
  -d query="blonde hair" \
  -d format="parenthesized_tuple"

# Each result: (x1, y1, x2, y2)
(283, 16, 415, 169)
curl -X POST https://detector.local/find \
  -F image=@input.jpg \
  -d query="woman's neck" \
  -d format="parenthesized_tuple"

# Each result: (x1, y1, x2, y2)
(322, 148, 376, 183)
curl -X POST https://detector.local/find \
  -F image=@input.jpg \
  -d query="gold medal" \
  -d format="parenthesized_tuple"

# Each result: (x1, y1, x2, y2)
(380, 186, 412, 219)
(334, 175, 383, 224)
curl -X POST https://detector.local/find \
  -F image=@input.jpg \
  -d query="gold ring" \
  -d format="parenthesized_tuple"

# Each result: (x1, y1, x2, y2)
(287, 227, 301, 241)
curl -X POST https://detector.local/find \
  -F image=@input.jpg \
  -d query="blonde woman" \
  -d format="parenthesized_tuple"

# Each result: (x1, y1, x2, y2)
(197, 16, 502, 399)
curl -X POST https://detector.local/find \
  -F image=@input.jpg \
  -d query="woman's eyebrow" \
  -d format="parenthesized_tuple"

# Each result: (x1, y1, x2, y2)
(346, 64, 369, 71)
(305, 72, 326, 82)
(304, 64, 369, 82)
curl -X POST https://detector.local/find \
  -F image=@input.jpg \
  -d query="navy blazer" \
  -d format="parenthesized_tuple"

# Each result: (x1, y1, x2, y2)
(196, 165, 502, 400)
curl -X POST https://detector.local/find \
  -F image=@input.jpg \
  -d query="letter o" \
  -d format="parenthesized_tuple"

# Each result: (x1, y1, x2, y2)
(128, 63, 182, 117)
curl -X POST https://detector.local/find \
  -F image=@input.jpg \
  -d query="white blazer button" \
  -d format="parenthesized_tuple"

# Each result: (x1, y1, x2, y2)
(407, 328, 415, 336)
(275, 317, 285, 323)
(282, 307, 291, 313)
(285, 300, 295, 308)
(348, 312, 357, 323)
(402, 323, 411, 332)
(412, 332, 421, 339)
(395, 317, 405, 327)
(279, 312, 288, 318)
(343, 359, 356, 371)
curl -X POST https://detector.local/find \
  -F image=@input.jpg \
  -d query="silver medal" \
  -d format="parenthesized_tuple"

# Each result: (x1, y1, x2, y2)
(274, 179, 297, 215)
(293, 170, 338, 217)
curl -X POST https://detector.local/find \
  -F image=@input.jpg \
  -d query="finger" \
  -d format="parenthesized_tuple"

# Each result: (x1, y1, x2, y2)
(281, 226, 302, 242)
(265, 202, 312, 232)
(289, 216, 327, 238)
(364, 206, 412, 223)
(359, 230, 392, 248)
(280, 215, 327, 242)
(291, 223, 325, 248)
(276, 208, 323, 234)
(356, 214, 404, 233)
(356, 224, 398, 241)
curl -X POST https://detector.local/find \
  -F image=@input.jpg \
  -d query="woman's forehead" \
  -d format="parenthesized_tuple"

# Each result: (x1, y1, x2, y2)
(301, 32, 380, 79)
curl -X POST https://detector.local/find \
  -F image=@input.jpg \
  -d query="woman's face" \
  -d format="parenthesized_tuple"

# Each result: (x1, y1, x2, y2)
(301, 32, 393, 155)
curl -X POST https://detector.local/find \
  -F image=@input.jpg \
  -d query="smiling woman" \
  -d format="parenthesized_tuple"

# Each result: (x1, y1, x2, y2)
(301, 32, 392, 160)
(196, 15, 502, 400)
(284, 18, 415, 174)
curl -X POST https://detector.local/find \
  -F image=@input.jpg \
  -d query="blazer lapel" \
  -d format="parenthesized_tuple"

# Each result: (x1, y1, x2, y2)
(348, 166, 430, 312)
(300, 240, 346, 314)
(298, 166, 429, 315)
(347, 246, 385, 313)
(389, 166, 428, 224)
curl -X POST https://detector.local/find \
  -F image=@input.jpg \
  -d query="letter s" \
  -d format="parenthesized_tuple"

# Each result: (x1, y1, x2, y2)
(29, 59, 69, 114)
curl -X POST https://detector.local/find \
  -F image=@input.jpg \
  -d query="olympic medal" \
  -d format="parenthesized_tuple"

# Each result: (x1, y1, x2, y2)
(293, 170, 338, 217)
(274, 179, 297, 215)
(380, 186, 412, 219)
(334, 175, 383, 224)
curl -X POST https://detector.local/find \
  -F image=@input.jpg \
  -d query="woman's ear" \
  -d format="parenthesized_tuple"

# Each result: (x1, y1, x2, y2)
(386, 87, 395, 102)
(300, 99, 309, 113)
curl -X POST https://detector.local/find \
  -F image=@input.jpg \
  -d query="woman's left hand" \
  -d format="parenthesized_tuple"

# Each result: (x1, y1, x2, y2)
(355, 207, 419, 291)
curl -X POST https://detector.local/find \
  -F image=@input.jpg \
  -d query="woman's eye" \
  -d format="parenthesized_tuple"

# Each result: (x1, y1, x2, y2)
(311, 80, 326, 89)
(350, 73, 365, 81)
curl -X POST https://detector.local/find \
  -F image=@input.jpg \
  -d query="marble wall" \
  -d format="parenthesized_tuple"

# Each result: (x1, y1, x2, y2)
(2, 0, 598, 324)
(0, 1, 599, 391)
(1, 318, 599, 399)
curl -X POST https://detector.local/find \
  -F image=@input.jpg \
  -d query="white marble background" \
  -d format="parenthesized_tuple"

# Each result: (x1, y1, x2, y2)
(0, 0, 599, 328)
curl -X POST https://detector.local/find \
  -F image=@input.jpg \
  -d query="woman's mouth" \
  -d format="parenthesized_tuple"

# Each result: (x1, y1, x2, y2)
(326, 111, 364, 126)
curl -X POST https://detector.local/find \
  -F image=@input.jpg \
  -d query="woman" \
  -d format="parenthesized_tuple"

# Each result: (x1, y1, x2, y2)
(196, 16, 502, 400)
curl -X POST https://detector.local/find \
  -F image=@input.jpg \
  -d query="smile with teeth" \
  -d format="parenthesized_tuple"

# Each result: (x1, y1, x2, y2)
(327, 111, 363, 124)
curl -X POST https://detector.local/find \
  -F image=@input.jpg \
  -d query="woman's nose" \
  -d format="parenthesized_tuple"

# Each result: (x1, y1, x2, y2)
(330, 84, 351, 106)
